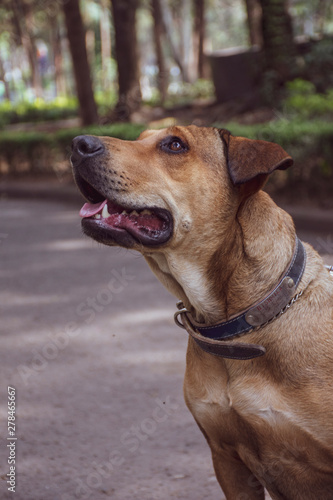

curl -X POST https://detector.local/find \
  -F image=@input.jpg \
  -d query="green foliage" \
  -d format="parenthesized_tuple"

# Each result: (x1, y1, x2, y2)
(164, 79, 215, 107)
(220, 119, 333, 154)
(54, 123, 146, 151)
(283, 78, 333, 119)
(190, 79, 215, 99)
(303, 37, 333, 92)
(0, 92, 118, 128)
(0, 97, 79, 128)
(260, 70, 282, 106)
(94, 90, 118, 115)
(0, 123, 146, 174)
(0, 123, 145, 149)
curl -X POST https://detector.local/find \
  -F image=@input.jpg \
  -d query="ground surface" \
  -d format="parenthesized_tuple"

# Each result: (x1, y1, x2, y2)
(0, 189, 332, 500)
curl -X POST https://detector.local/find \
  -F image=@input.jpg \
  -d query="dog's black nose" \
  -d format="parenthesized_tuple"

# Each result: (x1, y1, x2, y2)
(71, 135, 105, 167)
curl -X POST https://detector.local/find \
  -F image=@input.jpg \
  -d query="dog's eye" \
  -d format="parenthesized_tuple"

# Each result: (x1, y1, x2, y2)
(169, 140, 183, 152)
(160, 136, 188, 154)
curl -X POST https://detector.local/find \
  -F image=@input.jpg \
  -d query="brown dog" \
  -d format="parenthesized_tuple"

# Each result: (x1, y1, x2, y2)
(71, 125, 333, 500)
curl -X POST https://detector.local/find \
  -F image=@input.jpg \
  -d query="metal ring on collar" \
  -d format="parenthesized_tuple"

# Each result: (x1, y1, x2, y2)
(174, 310, 187, 329)
(174, 301, 190, 330)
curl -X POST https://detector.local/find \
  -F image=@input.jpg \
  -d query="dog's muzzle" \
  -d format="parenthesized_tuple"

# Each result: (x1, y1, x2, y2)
(71, 135, 174, 248)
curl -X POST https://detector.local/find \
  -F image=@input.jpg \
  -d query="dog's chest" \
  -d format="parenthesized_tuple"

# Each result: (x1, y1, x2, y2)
(184, 367, 293, 448)
(185, 367, 333, 486)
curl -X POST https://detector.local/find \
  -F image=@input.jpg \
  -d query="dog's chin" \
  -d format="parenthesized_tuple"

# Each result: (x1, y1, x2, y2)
(81, 211, 173, 250)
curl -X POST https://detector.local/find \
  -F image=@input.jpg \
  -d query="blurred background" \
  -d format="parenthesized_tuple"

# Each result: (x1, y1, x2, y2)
(0, 0, 333, 202)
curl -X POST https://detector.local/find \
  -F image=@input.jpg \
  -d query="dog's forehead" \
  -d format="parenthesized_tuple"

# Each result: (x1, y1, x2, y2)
(137, 125, 216, 145)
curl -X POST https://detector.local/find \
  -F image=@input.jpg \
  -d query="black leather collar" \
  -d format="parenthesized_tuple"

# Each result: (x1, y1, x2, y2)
(174, 237, 306, 360)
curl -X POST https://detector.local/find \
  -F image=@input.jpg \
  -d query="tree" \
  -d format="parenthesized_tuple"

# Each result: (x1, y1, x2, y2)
(158, 0, 205, 84)
(259, 0, 296, 84)
(159, 0, 190, 82)
(244, 0, 263, 47)
(0, 54, 10, 100)
(62, 0, 98, 126)
(194, 0, 206, 79)
(100, 0, 112, 90)
(111, 0, 142, 121)
(152, 0, 167, 104)
(50, 13, 67, 97)
(9, 0, 42, 97)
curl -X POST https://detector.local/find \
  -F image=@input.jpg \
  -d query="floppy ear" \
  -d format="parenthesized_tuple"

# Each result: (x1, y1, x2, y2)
(219, 129, 293, 193)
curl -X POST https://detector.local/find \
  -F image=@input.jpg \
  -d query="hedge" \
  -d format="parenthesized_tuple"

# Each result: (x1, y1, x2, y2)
(0, 93, 118, 128)
(0, 124, 146, 175)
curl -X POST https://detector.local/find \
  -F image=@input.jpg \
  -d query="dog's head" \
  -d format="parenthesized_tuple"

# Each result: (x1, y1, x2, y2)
(71, 125, 292, 254)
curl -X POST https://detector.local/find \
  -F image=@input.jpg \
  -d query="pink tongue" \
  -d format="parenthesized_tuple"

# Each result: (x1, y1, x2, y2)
(79, 200, 107, 218)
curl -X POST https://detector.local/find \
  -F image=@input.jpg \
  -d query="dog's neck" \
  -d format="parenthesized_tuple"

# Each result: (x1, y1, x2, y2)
(145, 191, 296, 325)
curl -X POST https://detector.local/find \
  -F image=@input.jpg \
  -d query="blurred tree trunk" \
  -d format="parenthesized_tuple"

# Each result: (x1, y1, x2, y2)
(182, 0, 192, 81)
(152, 0, 167, 104)
(51, 17, 67, 97)
(316, 0, 329, 34)
(86, 29, 96, 74)
(159, 0, 188, 82)
(24, 0, 43, 97)
(259, 0, 296, 83)
(10, 0, 42, 97)
(194, 0, 205, 78)
(0, 55, 10, 100)
(111, 0, 142, 121)
(100, 0, 112, 90)
(244, 0, 263, 47)
(63, 0, 98, 125)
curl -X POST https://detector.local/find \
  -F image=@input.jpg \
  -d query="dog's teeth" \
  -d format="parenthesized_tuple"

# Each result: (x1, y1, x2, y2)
(94, 214, 101, 219)
(130, 210, 139, 216)
(121, 210, 129, 215)
(141, 209, 152, 216)
(102, 204, 110, 218)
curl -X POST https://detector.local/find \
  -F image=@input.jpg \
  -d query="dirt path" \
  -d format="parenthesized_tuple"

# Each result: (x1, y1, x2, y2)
(0, 197, 222, 500)
(0, 194, 332, 500)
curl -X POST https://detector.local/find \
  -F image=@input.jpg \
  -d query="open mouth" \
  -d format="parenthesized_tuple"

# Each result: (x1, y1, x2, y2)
(79, 194, 173, 248)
